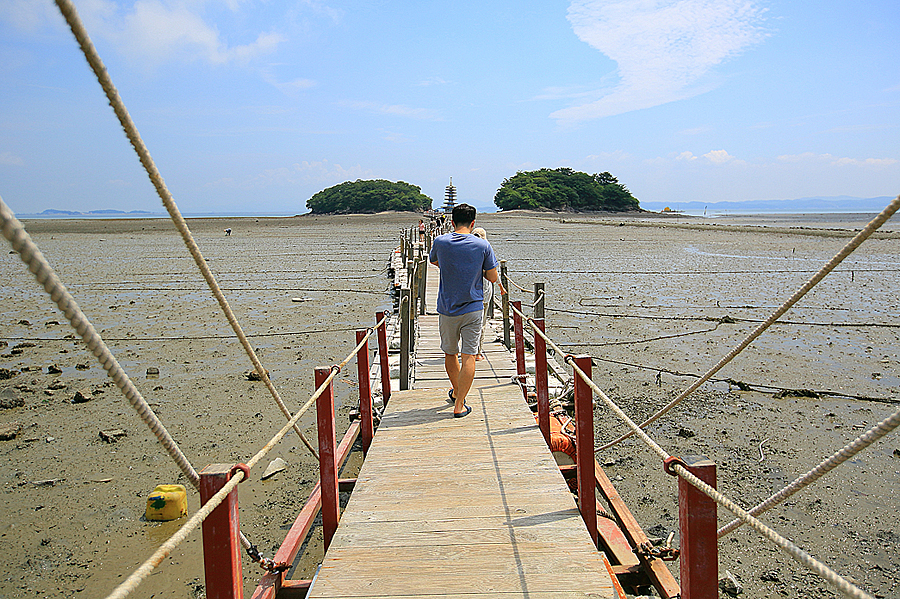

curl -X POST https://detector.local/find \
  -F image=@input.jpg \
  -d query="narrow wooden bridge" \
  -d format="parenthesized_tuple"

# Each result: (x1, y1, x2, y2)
(306, 265, 618, 598)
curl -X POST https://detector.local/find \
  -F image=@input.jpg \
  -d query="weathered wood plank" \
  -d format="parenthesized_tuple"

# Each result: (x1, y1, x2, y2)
(304, 263, 614, 599)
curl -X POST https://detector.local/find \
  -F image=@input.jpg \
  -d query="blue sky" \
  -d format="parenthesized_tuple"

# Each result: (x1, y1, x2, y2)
(1, 0, 898, 214)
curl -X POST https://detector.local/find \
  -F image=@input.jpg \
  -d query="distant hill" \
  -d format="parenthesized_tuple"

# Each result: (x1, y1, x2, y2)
(36, 209, 154, 216)
(641, 195, 894, 213)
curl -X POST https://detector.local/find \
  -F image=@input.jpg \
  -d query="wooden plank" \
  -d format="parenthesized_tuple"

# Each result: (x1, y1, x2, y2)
(303, 262, 616, 598)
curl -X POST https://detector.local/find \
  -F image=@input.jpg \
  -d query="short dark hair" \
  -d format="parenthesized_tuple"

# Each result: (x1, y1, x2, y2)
(452, 203, 476, 227)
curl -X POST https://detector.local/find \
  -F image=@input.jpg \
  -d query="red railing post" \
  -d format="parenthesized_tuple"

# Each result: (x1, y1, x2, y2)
(376, 311, 391, 406)
(200, 464, 243, 599)
(533, 318, 550, 446)
(678, 455, 718, 599)
(356, 329, 374, 454)
(512, 301, 526, 399)
(573, 354, 597, 547)
(315, 366, 339, 552)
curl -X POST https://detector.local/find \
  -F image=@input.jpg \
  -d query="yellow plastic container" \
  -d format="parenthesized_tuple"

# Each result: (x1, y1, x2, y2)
(145, 484, 188, 521)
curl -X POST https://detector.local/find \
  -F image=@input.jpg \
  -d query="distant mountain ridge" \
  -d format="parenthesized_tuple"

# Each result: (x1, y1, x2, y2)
(640, 195, 894, 213)
(37, 209, 154, 216)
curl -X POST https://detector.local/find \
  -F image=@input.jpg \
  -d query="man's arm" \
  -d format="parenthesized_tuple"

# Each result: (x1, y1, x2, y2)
(484, 267, 506, 295)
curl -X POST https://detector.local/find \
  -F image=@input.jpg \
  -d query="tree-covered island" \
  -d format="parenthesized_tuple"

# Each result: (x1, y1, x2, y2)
(494, 168, 640, 212)
(307, 179, 433, 214)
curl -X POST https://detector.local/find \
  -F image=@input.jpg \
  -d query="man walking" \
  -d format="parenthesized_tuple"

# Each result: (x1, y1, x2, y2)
(428, 204, 504, 418)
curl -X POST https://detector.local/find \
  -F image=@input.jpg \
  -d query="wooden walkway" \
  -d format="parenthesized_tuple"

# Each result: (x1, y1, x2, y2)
(308, 264, 617, 598)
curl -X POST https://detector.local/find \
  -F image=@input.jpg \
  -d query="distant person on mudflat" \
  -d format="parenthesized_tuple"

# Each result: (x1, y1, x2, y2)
(471, 227, 494, 361)
(418, 219, 426, 243)
(428, 204, 504, 418)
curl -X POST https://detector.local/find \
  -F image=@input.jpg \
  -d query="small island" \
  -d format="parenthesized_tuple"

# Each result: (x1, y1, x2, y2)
(307, 179, 433, 214)
(494, 168, 640, 212)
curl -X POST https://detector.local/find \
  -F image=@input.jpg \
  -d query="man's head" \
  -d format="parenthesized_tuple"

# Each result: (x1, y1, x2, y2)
(451, 203, 476, 228)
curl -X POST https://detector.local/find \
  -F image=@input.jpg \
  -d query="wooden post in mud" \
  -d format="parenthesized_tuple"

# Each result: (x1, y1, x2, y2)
(512, 301, 526, 400)
(399, 289, 410, 390)
(534, 282, 545, 320)
(533, 318, 550, 445)
(573, 354, 598, 548)
(501, 260, 510, 348)
(355, 329, 374, 454)
(315, 367, 339, 552)
(376, 311, 391, 406)
(408, 263, 417, 354)
(678, 455, 718, 599)
(199, 464, 243, 599)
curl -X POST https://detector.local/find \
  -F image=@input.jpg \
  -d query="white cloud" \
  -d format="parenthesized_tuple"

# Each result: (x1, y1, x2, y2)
(777, 152, 899, 167)
(0, 152, 25, 166)
(79, 0, 285, 68)
(339, 100, 441, 121)
(703, 149, 736, 164)
(675, 151, 697, 161)
(553, 0, 768, 122)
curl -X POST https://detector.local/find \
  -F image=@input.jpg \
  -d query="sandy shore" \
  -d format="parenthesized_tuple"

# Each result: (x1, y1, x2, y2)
(1, 211, 898, 598)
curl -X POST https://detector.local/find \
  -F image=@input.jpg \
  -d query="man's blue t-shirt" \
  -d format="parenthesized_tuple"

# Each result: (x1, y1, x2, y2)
(429, 232, 499, 317)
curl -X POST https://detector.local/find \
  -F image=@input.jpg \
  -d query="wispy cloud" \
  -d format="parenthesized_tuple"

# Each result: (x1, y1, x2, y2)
(339, 100, 441, 121)
(0, 151, 25, 166)
(553, 0, 768, 123)
(79, 0, 285, 68)
(778, 152, 898, 167)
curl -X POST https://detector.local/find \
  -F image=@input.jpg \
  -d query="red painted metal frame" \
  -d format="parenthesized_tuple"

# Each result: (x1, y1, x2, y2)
(678, 456, 718, 599)
(375, 310, 391, 406)
(573, 354, 597, 548)
(532, 318, 550, 445)
(200, 463, 243, 599)
(251, 421, 360, 599)
(355, 330, 374, 454)
(314, 367, 339, 552)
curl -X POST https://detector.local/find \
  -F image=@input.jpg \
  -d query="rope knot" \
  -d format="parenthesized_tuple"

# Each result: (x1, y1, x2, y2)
(331, 364, 341, 374)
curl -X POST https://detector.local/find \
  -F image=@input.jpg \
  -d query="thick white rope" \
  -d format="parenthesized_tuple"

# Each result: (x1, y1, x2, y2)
(103, 323, 381, 599)
(509, 299, 875, 599)
(566, 353, 875, 599)
(53, 0, 319, 460)
(598, 194, 900, 452)
(0, 197, 200, 487)
(671, 462, 874, 599)
(718, 406, 900, 536)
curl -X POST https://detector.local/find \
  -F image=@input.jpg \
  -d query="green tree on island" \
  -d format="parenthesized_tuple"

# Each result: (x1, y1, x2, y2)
(307, 179, 433, 214)
(494, 168, 640, 212)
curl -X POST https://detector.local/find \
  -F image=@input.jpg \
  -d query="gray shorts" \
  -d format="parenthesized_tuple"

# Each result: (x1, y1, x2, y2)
(439, 310, 484, 356)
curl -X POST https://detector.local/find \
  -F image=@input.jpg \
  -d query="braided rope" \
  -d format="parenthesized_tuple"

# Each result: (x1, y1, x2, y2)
(718, 406, 900, 536)
(510, 300, 875, 599)
(103, 322, 382, 599)
(0, 197, 200, 487)
(671, 463, 874, 599)
(54, 0, 319, 461)
(598, 194, 900, 452)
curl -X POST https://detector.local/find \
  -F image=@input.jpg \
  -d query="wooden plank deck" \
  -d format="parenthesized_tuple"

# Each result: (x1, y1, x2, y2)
(307, 262, 616, 598)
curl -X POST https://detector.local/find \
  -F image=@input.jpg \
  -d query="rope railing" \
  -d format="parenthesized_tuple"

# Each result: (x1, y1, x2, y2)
(717, 405, 900, 537)
(597, 194, 900, 452)
(103, 318, 384, 599)
(0, 196, 200, 487)
(507, 298, 877, 599)
(53, 0, 320, 461)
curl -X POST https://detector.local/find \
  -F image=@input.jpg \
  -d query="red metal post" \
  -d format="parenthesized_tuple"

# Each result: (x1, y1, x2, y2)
(375, 311, 391, 406)
(356, 330, 374, 454)
(199, 464, 243, 599)
(573, 354, 597, 547)
(512, 301, 526, 400)
(533, 318, 550, 446)
(314, 366, 339, 552)
(678, 455, 718, 599)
